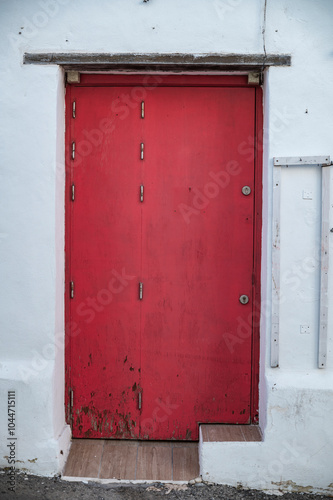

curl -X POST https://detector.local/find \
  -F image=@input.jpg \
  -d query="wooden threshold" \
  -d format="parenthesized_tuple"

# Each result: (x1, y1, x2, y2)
(200, 424, 262, 442)
(63, 439, 199, 482)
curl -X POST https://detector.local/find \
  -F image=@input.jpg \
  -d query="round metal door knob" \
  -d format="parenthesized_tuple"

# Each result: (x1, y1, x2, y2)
(242, 186, 251, 196)
(239, 294, 249, 304)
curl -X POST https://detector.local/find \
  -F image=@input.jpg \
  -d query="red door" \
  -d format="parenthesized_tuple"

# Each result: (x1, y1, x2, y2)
(66, 76, 259, 440)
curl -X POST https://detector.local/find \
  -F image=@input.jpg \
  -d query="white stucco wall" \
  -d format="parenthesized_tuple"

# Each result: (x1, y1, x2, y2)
(0, 0, 332, 490)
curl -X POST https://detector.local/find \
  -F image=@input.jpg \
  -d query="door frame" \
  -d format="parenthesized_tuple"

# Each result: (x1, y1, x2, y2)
(64, 74, 262, 427)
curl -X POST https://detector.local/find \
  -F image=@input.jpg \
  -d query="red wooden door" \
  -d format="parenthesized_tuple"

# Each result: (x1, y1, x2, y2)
(140, 87, 255, 439)
(67, 79, 257, 440)
(68, 87, 143, 438)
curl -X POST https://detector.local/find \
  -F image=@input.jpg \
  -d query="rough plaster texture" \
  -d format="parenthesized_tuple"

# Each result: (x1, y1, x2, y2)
(0, 0, 332, 490)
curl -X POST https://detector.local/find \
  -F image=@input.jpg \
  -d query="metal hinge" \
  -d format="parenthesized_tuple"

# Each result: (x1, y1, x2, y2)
(141, 101, 145, 119)
(72, 142, 75, 160)
(138, 391, 142, 410)
(70, 281, 74, 299)
(71, 184, 75, 201)
(72, 101, 76, 119)
(70, 389, 74, 408)
(139, 282, 143, 300)
(140, 143, 144, 160)
(140, 185, 144, 203)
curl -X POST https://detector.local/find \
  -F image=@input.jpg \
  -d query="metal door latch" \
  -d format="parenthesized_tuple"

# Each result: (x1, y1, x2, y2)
(139, 282, 143, 300)
(140, 185, 144, 202)
(239, 294, 249, 304)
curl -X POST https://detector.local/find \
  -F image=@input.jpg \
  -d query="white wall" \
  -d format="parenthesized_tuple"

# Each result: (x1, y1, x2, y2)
(0, 0, 332, 489)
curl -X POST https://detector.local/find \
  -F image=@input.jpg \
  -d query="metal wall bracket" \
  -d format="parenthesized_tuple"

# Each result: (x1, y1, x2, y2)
(248, 72, 260, 85)
(67, 71, 80, 84)
(273, 156, 330, 167)
(272, 156, 331, 369)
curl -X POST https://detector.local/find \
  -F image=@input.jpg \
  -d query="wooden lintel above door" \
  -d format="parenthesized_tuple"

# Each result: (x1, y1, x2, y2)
(23, 52, 291, 72)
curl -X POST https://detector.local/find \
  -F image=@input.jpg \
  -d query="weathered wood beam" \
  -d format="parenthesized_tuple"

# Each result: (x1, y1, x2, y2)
(23, 52, 291, 71)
